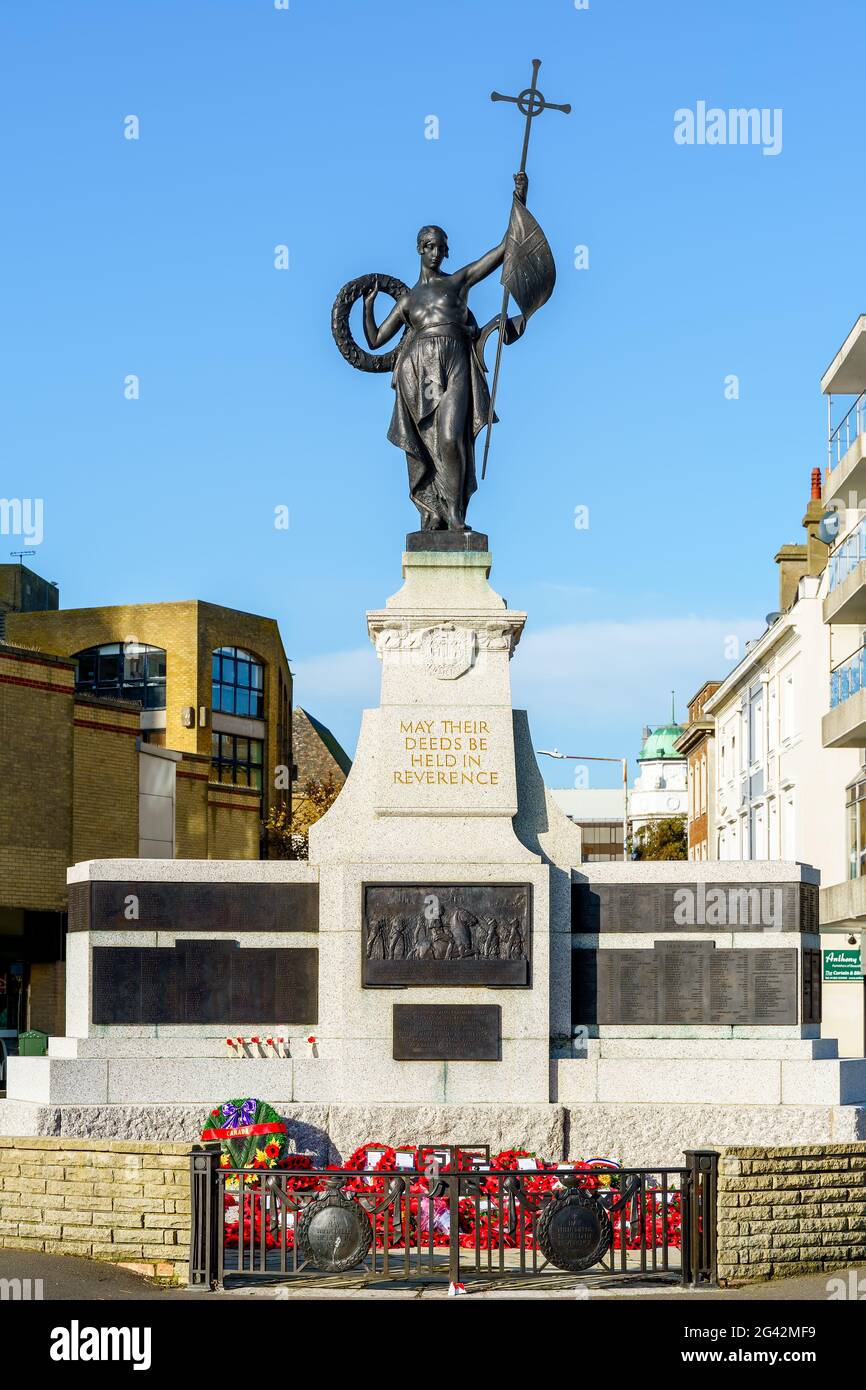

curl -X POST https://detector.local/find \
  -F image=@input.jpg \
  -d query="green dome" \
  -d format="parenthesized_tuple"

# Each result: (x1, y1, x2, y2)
(637, 724, 685, 761)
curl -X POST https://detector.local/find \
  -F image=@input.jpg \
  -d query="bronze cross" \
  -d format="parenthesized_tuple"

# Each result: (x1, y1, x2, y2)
(491, 58, 571, 175)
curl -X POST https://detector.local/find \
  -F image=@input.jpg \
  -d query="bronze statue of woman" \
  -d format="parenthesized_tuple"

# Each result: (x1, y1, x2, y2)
(361, 172, 528, 533)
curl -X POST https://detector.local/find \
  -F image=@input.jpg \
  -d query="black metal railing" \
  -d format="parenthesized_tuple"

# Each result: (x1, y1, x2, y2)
(188, 1143, 718, 1289)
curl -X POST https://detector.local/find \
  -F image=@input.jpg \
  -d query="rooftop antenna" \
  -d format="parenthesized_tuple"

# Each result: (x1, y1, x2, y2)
(10, 550, 36, 566)
(671, 690, 676, 723)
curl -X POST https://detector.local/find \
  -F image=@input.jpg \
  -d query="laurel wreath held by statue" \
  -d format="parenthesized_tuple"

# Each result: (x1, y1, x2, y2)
(330, 273, 410, 374)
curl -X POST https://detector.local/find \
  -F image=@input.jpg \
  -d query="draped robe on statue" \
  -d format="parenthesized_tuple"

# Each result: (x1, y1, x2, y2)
(387, 197, 557, 530)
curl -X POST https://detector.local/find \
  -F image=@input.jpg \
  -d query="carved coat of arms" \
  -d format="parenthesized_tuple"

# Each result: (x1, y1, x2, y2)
(420, 624, 475, 680)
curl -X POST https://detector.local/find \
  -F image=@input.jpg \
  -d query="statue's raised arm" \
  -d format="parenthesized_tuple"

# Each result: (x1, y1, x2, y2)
(363, 277, 406, 351)
(451, 173, 528, 293)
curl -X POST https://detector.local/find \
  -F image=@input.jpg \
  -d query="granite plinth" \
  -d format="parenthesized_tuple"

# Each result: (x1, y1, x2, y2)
(2, 1099, 865, 1169)
(405, 529, 489, 552)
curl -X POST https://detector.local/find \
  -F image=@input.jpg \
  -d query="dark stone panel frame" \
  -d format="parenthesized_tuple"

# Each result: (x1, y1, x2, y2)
(571, 881, 817, 935)
(92, 941, 318, 1025)
(69, 880, 319, 934)
(572, 943, 806, 1027)
(392, 1003, 501, 1060)
(361, 881, 531, 989)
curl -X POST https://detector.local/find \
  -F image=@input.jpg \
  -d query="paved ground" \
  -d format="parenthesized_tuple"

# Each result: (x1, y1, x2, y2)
(1, 1248, 863, 1300)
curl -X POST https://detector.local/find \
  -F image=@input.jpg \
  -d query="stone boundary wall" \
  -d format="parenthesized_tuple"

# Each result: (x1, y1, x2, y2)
(717, 1143, 866, 1284)
(0, 1137, 191, 1283)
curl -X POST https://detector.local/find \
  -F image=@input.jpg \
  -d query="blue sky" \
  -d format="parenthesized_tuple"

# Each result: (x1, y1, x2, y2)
(2, 0, 863, 788)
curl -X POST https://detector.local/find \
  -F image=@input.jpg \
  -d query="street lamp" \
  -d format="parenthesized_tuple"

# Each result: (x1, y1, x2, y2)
(537, 749, 629, 863)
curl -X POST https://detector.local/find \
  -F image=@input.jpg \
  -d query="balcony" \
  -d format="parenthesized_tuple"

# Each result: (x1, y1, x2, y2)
(826, 392, 866, 505)
(822, 315, 866, 397)
(823, 642, 866, 747)
(821, 873, 866, 928)
(824, 517, 866, 625)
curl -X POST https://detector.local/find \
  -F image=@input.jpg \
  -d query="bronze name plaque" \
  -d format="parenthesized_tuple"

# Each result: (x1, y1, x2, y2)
(92, 941, 318, 1025)
(363, 883, 530, 987)
(392, 1004, 501, 1060)
(579, 943, 801, 1026)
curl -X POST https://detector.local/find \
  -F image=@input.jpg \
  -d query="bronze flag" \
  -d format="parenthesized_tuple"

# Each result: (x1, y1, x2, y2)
(501, 194, 556, 334)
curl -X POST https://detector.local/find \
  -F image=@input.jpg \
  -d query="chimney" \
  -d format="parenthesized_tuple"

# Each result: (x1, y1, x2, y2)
(803, 466, 828, 577)
(774, 470, 826, 611)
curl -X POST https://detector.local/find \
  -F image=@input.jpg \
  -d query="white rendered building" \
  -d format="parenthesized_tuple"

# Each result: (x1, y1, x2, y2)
(706, 570, 859, 886)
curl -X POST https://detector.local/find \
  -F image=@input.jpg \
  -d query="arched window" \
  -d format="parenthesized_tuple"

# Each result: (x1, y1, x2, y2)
(211, 646, 264, 718)
(74, 642, 166, 708)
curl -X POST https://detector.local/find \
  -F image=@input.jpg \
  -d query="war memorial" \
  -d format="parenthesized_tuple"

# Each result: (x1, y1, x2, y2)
(2, 59, 866, 1296)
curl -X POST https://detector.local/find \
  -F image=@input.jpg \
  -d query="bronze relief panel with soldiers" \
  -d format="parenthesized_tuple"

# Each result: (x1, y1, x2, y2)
(362, 884, 531, 987)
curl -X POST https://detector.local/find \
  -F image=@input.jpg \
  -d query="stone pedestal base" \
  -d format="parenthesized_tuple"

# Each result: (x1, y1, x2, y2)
(2, 1097, 864, 1169)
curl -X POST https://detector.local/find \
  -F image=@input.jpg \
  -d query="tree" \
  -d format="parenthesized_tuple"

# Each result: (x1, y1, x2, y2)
(629, 815, 687, 861)
(264, 775, 341, 860)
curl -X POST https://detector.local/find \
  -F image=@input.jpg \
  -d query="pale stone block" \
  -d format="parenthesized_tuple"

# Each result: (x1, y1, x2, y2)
(442, 1042, 549, 1104)
(291, 1059, 345, 1104)
(781, 1060, 866, 1106)
(6, 1059, 109, 1106)
(732, 1026, 820, 1039)
(49, 1035, 311, 1060)
(552, 1057, 598, 1103)
(0, 1102, 48, 1137)
(64, 932, 92, 1039)
(596, 1038, 840, 1061)
(67, 860, 319, 885)
(596, 1059, 782, 1105)
(105, 1059, 293, 1105)
(336, 1045, 447, 1105)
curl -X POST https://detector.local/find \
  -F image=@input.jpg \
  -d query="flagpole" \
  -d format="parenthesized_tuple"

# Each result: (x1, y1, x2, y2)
(482, 61, 570, 482)
(481, 61, 542, 482)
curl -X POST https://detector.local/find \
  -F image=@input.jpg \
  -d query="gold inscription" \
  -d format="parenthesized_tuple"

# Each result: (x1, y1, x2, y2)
(393, 718, 499, 786)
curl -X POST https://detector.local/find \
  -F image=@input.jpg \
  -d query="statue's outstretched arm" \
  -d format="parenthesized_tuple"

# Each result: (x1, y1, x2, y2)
(363, 278, 406, 349)
(453, 239, 506, 291)
(452, 172, 528, 291)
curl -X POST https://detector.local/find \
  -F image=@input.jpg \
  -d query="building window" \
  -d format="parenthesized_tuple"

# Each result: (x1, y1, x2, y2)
(846, 777, 866, 880)
(74, 642, 166, 708)
(781, 671, 795, 741)
(212, 647, 264, 718)
(579, 822, 624, 863)
(211, 732, 263, 789)
(783, 791, 796, 857)
(749, 695, 763, 765)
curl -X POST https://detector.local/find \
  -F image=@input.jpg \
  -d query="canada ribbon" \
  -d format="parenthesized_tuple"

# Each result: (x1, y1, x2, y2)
(201, 1121, 286, 1142)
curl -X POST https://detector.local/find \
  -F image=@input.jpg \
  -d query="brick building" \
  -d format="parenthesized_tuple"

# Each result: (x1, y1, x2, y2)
(676, 680, 722, 861)
(0, 643, 140, 1039)
(0, 574, 294, 1048)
